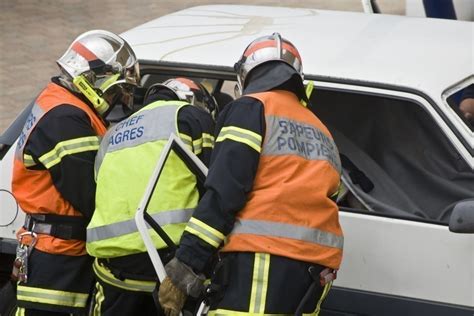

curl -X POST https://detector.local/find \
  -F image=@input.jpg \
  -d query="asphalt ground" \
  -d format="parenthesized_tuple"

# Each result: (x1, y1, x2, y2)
(0, 0, 404, 134)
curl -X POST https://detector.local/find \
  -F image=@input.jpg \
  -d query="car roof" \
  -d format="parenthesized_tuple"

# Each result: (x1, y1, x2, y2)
(121, 5, 473, 102)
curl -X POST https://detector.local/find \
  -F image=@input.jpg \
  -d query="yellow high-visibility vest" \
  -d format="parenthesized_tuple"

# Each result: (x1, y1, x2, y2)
(87, 100, 198, 258)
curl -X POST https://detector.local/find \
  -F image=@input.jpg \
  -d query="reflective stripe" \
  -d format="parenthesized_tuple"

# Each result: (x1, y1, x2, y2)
(208, 309, 255, 315)
(93, 282, 105, 316)
(16, 103, 46, 160)
(216, 126, 262, 153)
(39, 136, 100, 169)
(231, 219, 343, 249)
(202, 133, 215, 148)
(263, 116, 341, 173)
(17, 285, 88, 308)
(87, 208, 193, 242)
(184, 217, 225, 248)
(314, 282, 332, 316)
(331, 187, 339, 198)
(179, 133, 193, 150)
(190, 133, 215, 155)
(193, 138, 202, 155)
(93, 259, 156, 292)
(23, 154, 36, 167)
(330, 183, 341, 200)
(249, 253, 270, 314)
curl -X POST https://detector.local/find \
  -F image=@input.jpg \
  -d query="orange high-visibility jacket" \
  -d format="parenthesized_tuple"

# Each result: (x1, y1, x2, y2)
(12, 83, 106, 256)
(222, 90, 344, 269)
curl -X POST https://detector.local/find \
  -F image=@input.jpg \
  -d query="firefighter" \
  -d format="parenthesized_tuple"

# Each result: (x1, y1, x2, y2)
(158, 33, 344, 316)
(86, 78, 216, 315)
(11, 30, 139, 315)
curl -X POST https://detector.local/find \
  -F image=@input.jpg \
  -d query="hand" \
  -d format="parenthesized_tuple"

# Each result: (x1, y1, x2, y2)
(158, 277, 187, 316)
(158, 258, 206, 316)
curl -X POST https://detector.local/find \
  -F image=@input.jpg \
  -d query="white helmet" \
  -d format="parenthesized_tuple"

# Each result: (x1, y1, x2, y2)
(57, 30, 140, 116)
(234, 32, 303, 95)
(145, 77, 218, 118)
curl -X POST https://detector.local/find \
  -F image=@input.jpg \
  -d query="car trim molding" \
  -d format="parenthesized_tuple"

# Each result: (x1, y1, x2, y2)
(325, 286, 474, 316)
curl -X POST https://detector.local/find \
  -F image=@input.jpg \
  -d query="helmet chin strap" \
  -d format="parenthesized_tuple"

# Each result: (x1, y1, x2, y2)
(235, 75, 243, 98)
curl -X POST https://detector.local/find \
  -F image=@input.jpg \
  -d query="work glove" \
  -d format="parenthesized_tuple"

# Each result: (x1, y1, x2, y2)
(158, 257, 206, 316)
(158, 277, 187, 316)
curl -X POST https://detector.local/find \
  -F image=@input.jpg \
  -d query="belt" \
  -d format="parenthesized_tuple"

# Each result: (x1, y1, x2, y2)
(23, 214, 87, 241)
(98, 247, 175, 281)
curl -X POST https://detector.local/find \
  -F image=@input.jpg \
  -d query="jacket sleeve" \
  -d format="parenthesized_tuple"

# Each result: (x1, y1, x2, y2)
(177, 105, 215, 168)
(176, 97, 265, 272)
(24, 105, 101, 220)
(177, 106, 216, 197)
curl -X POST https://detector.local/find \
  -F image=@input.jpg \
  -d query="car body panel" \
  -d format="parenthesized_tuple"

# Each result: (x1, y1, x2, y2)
(338, 211, 473, 307)
(0, 140, 22, 251)
(122, 5, 473, 108)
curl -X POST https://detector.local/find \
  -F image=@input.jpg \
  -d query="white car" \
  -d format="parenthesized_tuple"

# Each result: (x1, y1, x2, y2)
(1, 5, 473, 315)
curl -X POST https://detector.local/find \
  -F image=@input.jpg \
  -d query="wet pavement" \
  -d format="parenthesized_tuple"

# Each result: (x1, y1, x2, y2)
(0, 0, 403, 133)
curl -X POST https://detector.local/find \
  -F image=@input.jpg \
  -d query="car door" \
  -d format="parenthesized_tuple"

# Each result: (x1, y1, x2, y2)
(308, 81, 474, 315)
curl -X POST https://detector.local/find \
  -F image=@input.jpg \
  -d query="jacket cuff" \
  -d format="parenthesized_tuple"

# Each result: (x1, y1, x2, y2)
(176, 234, 215, 273)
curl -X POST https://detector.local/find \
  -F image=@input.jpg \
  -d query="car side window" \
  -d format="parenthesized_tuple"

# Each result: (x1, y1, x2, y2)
(310, 88, 474, 224)
(446, 83, 474, 131)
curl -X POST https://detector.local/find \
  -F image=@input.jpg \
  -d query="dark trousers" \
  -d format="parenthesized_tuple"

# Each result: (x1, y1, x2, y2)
(16, 249, 94, 315)
(207, 252, 332, 315)
(90, 278, 162, 316)
(89, 254, 199, 316)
